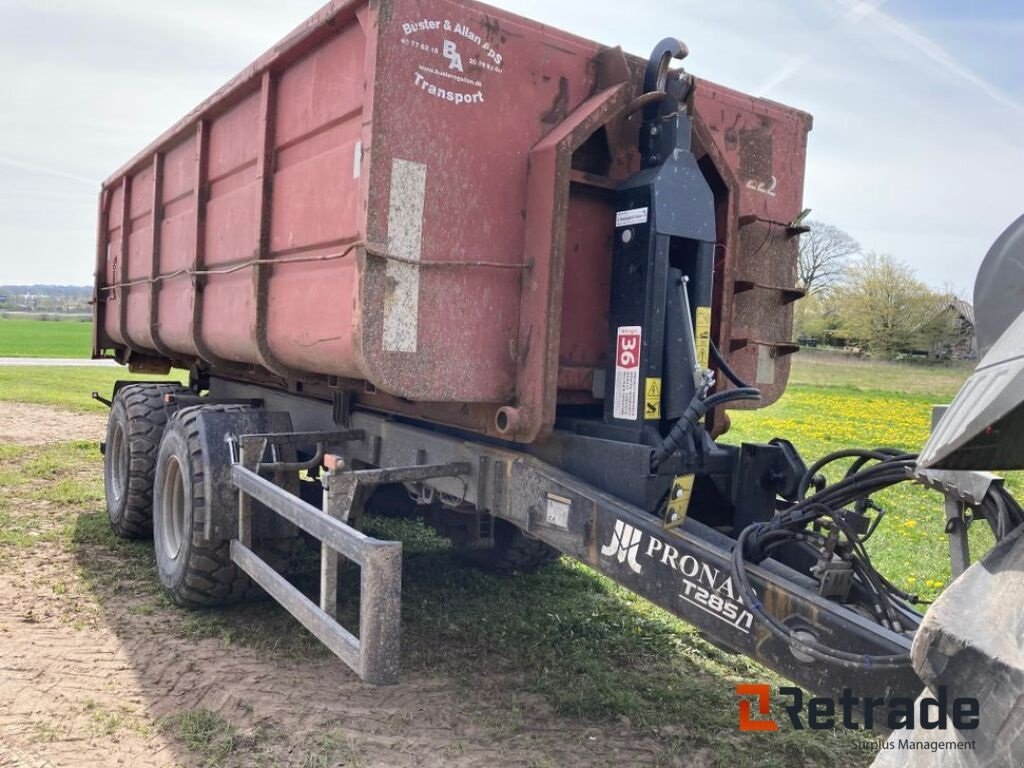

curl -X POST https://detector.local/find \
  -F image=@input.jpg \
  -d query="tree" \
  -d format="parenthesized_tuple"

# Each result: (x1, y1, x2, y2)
(835, 253, 949, 358)
(798, 221, 860, 295)
(795, 290, 844, 342)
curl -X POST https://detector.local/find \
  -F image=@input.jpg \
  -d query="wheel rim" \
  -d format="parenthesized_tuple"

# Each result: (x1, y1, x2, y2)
(109, 423, 128, 505)
(159, 455, 187, 560)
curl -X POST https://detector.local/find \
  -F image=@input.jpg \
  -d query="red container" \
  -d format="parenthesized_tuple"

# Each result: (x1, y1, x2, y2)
(93, 0, 812, 443)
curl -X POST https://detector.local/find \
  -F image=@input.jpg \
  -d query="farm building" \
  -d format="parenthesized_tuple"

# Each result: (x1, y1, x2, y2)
(933, 297, 978, 360)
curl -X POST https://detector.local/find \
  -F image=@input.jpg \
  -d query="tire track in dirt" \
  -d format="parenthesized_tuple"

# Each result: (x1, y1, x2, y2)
(0, 544, 663, 767)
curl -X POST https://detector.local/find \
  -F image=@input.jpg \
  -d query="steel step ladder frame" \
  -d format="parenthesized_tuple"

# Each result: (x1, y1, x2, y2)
(226, 428, 468, 685)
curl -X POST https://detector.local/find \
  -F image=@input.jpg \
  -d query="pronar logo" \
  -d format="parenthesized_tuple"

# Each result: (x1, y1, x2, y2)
(600, 518, 755, 633)
(600, 520, 644, 574)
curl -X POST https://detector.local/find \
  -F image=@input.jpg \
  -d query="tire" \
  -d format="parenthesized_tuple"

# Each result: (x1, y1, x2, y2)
(455, 519, 561, 575)
(104, 382, 189, 539)
(152, 405, 255, 607)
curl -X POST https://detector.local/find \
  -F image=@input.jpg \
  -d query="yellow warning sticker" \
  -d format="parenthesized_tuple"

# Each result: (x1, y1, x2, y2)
(644, 377, 662, 420)
(695, 306, 712, 369)
(665, 474, 695, 529)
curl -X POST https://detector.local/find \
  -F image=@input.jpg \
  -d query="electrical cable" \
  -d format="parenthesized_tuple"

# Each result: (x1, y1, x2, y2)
(709, 340, 752, 389)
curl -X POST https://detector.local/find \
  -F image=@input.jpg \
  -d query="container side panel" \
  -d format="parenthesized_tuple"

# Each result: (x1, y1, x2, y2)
(694, 85, 809, 224)
(203, 271, 258, 362)
(274, 23, 366, 149)
(360, 0, 602, 403)
(207, 92, 262, 184)
(272, 124, 361, 254)
(559, 189, 614, 375)
(204, 173, 259, 266)
(266, 258, 360, 374)
(157, 136, 199, 355)
(199, 90, 263, 366)
(126, 166, 156, 349)
(266, 20, 367, 376)
(205, 90, 261, 268)
(162, 136, 196, 205)
(693, 80, 811, 408)
(102, 185, 125, 345)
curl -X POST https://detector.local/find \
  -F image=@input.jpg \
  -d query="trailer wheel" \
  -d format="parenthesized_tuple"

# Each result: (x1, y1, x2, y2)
(104, 382, 189, 539)
(455, 519, 561, 575)
(152, 405, 254, 606)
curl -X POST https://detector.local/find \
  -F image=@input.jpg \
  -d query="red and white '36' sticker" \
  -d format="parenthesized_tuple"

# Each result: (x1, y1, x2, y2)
(613, 326, 642, 420)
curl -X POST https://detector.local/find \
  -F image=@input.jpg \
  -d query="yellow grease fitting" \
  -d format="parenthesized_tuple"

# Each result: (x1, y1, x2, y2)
(695, 306, 712, 369)
(664, 474, 695, 529)
(644, 377, 662, 420)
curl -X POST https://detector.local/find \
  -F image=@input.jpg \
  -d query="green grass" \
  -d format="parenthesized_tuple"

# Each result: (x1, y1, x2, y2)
(725, 352, 1013, 602)
(790, 349, 974, 400)
(298, 730, 366, 768)
(0, 366, 175, 412)
(159, 709, 269, 768)
(0, 316, 93, 358)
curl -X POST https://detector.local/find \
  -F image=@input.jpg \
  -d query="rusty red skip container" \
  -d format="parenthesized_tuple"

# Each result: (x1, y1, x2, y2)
(92, 0, 812, 443)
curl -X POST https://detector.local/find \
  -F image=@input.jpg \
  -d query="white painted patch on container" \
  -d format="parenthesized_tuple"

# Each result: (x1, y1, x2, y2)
(756, 344, 776, 385)
(383, 159, 427, 353)
(353, 141, 362, 178)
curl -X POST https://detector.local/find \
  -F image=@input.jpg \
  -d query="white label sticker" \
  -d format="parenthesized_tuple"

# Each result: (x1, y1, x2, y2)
(613, 325, 642, 420)
(545, 494, 571, 529)
(616, 207, 648, 227)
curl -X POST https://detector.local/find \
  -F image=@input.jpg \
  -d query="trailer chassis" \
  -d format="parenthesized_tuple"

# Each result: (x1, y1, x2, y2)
(208, 378, 922, 698)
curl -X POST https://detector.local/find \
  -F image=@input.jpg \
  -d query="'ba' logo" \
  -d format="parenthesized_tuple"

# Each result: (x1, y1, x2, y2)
(442, 40, 464, 72)
(600, 520, 643, 574)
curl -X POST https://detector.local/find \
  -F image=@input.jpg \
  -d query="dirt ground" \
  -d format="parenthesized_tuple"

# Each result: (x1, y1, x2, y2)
(0, 402, 107, 445)
(0, 405, 678, 768)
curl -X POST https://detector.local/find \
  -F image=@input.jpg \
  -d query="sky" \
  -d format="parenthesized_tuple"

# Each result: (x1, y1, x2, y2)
(0, 0, 1021, 294)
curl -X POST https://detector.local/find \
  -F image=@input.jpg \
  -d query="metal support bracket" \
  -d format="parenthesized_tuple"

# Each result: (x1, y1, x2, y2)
(943, 495, 971, 579)
(319, 458, 471, 620)
(228, 430, 471, 685)
(230, 459, 403, 684)
(914, 467, 1005, 578)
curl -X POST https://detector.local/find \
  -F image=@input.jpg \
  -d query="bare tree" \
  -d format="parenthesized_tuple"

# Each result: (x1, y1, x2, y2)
(798, 221, 860, 295)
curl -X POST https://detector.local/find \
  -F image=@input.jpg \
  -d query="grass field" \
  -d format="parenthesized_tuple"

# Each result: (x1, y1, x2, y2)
(0, 366, 176, 411)
(727, 351, 1009, 603)
(0, 316, 93, 358)
(0, 350, 1006, 767)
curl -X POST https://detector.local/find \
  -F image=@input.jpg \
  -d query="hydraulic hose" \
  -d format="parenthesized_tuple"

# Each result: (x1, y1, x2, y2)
(709, 340, 752, 389)
(730, 448, 1024, 669)
(650, 387, 761, 471)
